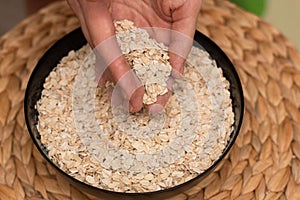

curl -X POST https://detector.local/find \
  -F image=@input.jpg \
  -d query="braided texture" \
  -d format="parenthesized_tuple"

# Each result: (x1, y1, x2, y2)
(0, 1, 300, 199)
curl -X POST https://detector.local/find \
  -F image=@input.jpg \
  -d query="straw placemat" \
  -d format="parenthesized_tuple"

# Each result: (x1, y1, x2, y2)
(1, 0, 300, 199)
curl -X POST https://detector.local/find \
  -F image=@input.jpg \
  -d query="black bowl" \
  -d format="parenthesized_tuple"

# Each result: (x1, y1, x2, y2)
(24, 28, 244, 199)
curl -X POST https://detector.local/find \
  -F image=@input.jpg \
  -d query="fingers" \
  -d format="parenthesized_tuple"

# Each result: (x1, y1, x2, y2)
(148, 91, 171, 114)
(147, 77, 174, 114)
(168, 28, 194, 78)
(168, 0, 202, 77)
(98, 68, 111, 86)
(67, 0, 202, 114)
(169, 50, 185, 78)
(151, 1, 201, 111)
(77, 0, 115, 47)
(129, 86, 144, 113)
(97, 54, 144, 113)
(69, 0, 144, 112)
(79, 0, 144, 112)
(112, 68, 144, 112)
(67, 0, 92, 43)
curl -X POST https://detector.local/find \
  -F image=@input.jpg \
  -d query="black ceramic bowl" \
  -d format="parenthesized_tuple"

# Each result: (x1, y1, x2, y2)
(24, 28, 244, 199)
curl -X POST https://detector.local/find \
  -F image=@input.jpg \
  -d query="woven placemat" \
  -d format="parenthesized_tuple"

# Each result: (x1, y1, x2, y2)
(1, 0, 300, 199)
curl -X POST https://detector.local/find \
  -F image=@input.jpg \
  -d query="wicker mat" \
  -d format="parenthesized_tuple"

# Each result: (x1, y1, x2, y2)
(1, 0, 300, 199)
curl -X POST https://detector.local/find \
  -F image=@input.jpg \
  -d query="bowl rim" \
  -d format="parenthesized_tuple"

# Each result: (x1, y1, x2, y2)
(24, 27, 244, 197)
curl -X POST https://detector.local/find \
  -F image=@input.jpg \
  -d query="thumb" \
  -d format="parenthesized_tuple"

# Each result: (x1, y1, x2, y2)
(168, 0, 201, 77)
(168, 29, 194, 79)
(110, 58, 144, 112)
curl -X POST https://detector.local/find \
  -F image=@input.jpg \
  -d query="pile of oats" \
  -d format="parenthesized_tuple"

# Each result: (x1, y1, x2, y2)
(115, 20, 172, 104)
(36, 20, 234, 193)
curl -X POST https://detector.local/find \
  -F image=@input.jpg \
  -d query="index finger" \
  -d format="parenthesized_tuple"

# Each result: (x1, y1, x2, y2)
(168, 0, 202, 77)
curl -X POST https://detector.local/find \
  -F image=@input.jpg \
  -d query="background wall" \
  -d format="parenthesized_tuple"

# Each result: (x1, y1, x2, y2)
(0, 0, 26, 35)
(263, 0, 300, 50)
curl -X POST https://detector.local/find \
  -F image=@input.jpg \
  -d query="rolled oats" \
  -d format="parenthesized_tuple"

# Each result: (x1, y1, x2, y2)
(36, 20, 235, 193)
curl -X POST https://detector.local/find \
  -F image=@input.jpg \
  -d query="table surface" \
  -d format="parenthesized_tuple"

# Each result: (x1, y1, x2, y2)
(1, 0, 300, 199)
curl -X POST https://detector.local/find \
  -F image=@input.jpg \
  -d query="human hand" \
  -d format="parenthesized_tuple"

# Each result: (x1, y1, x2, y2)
(67, 0, 202, 113)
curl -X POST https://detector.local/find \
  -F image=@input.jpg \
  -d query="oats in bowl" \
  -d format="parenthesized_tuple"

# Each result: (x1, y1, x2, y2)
(35, 20, 235, 193)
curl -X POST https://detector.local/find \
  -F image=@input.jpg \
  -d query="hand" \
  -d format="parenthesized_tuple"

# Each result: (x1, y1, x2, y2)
(67, 0, 202, 113)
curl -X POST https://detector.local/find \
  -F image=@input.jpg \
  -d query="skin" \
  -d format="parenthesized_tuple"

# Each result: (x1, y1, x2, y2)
(67, 0, 202, 113)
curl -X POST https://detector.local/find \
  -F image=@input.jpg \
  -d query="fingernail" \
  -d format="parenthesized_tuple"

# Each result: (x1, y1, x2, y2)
(149, 104, 164, 114)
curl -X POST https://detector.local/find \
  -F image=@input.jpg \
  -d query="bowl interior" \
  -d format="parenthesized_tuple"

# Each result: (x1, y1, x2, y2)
(24, 28, 244, 198)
